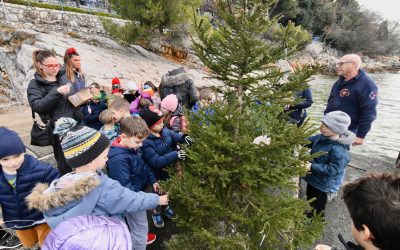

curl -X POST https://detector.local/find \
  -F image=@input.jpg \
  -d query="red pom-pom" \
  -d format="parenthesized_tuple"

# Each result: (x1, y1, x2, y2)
(67, 48, 77, 55)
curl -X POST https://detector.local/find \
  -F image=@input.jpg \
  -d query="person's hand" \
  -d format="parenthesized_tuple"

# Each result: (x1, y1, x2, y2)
(153, 182, 160, 193)
(183, 134, 193, 146)
(314, 244, 332, 250)
(352, 137, 364, 146)
(158, 194, 169, 206)
(177, 150, 186, 160)
(57, 85, 70, 95)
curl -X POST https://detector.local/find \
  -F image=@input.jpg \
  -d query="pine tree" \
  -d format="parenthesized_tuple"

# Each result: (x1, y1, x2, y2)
(163, 0, 324, 249)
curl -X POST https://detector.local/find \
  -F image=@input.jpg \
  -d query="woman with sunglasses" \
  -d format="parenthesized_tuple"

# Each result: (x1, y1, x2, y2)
(27, 49, 78, 175)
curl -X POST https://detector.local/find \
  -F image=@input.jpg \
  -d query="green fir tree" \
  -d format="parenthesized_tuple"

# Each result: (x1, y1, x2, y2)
(164, 0, 324, 249)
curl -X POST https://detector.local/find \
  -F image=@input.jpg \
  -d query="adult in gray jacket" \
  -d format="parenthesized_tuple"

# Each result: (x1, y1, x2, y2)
(27, 50, 79, 175)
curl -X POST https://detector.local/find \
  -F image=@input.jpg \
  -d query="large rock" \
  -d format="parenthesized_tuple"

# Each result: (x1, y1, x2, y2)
(16, 44, 36, 73)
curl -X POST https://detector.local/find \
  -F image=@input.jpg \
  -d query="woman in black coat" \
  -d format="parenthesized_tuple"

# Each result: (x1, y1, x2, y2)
(27, 50, 79, 175)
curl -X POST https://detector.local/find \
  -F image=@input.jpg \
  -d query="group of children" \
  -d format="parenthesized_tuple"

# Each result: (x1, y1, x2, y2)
(1, 70, 399, 249)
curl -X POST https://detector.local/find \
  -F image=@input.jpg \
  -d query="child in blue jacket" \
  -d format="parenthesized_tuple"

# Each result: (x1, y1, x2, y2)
(140, 107, 192, 228)
(107, 116, 158, 248)
(27, 118, 169, 242)
(302, 111, 355, 217)
(0, 127, 59, 248)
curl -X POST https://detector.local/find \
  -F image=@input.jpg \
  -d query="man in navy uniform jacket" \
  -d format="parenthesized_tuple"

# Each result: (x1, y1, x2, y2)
(324, 54, 378, 146)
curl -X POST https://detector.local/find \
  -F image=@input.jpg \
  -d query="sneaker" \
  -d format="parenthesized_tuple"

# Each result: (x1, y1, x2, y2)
(327, 192, 338, 203)
(161, 206, 178, 220)
(152, 213, 164, 228)
(0, 234, 22, 249)
(147, 233, 157, 245)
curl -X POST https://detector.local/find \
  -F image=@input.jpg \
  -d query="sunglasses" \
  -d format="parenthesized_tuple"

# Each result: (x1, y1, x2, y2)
(42, 63, 61, 69)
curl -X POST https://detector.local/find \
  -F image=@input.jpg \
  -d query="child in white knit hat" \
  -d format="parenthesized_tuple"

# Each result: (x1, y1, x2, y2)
(302, 111, 355, 217)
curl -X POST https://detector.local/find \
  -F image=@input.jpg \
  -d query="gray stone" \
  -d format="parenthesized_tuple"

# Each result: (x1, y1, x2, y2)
(16, 44, 36, 73)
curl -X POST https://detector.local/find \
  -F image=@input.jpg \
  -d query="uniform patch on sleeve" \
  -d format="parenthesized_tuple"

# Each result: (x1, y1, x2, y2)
(369, 91, 377, 100)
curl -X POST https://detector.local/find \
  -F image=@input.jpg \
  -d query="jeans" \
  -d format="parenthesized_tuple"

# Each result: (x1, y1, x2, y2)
(125, 211, 148, 250)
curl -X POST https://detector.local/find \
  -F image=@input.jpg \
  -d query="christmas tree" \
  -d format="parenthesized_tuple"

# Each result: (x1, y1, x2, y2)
(164, 0, 324, 249)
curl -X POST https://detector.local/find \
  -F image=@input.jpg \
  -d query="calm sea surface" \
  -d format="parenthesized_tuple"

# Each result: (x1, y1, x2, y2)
(308, 73, 399, 164)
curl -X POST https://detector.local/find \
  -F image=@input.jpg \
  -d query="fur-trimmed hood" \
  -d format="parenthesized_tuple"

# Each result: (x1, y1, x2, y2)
(161, 71, 192, 87)
(27, 173, 100, 212)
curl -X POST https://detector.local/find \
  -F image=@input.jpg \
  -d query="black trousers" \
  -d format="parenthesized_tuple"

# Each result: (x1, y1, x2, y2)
(306, 183, 327, 217)
(52, 134, 73, 175)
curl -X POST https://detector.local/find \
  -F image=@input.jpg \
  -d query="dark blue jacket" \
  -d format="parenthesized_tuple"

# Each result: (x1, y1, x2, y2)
(141, 128, 185, 180)
(107, 139, 157, 192)
(83, 100, 107, 130)
(287, 88, 313, 125)
(302, 132, 354, 193)
(324, 70, 378, 138)
(0, 154, 59, 229)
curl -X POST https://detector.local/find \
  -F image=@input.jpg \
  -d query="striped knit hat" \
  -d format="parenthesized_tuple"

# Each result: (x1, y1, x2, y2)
(54, 118, 110, 168)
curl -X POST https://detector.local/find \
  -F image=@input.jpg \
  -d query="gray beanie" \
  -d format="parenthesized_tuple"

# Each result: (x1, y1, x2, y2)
(321, 111, 351, 134)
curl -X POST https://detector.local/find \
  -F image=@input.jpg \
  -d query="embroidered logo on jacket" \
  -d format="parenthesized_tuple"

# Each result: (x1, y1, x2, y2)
(340, 89, 350, 97)
(369, 91, 377, 100)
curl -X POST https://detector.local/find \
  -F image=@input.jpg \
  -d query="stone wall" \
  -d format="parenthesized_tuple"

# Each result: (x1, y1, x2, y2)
(0, 3, 127, 35)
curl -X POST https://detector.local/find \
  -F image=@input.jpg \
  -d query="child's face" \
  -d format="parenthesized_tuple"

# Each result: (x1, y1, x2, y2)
(151, 120, 164, 133)
(160, 107, 170, 116)
(109, 108, 125, 123)
(90, 147, 109, 170)
(0, 153, 25, 174)
(113, 92, 123, 97)
(120, 134, 146, 150)
(320, 123, 337, 137)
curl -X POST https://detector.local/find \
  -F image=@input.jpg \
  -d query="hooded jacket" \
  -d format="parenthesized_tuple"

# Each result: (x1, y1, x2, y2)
(107, 139, 157, 192)
(27, 171, 159, 229)
(42, 215, 132, 250)
(141, 128, 185, 180)
(27, 71, 81, 122)
(0, 154, 59, 229)
(160, 67, 198, 109)
(303, 131, 355, 193)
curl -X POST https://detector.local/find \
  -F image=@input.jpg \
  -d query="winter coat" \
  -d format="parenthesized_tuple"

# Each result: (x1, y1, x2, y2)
(0, 154, 59, 229)
(286, 88, 313, 125)
(83, 100, 107, 130)
(27, 170, 159, 228)
(107, 139, 157, 192)
(42, 215, 132, 250)
(166, 104, 188, 133)
(141, 128, 185, 180)
(303, 131, 355, 193)
(324, 69, 378, 138)
(27, 71, 82, 123)
(160, 67, 198, 109)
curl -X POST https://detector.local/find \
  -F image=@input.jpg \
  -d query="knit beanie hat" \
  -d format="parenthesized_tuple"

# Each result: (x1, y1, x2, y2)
(53, 118, 110, 168)
(140, 107, 164, 129)
(112, 77, 123, 94)
(321, 111, 351, 135)
(0, 127, 26, 159)
(161, 94, 178, 112)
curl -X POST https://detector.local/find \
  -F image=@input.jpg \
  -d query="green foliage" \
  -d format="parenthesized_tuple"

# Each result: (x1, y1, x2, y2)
(101, 18, 144, 44)
(163, 0, 324, 249)
(4, 0, 117, 18)
(111, 0, 201, 34)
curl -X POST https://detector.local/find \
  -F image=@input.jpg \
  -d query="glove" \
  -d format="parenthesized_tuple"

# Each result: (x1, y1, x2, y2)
(177, 150, 186, 160)
(183, 134, 193, 146)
